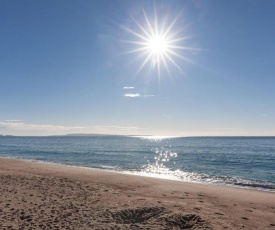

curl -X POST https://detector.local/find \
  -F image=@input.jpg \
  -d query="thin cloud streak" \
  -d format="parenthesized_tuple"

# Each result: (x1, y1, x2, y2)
(124, 93, 141, 97)
(123, 86, 135, 89)
(0, 121, 150, 136)
(161, 114, 172, 118)
(123, 94, 154, 98)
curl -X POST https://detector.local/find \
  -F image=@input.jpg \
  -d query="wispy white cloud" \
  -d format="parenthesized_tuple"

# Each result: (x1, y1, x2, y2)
(123, 93, 155, 98)
(0, 121, 150, 136)
(0, 121, 80, 132)
(161, 114, 172, 118)
(122, 86, 154, 98)
(123, 86, 134, 89)
(124, 93, 141, 97)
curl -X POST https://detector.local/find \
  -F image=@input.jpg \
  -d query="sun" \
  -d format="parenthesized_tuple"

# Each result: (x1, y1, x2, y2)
(147, 35, 169, 64)
(121, 8, 197, 78)
(148, 35, 168, 56)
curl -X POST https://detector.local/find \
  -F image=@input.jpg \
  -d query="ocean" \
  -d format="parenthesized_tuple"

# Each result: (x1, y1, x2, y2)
(0, 135, 274, 192)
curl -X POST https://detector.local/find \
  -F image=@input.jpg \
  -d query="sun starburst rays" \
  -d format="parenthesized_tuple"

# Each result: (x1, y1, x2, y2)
(121, 9, 197, 79)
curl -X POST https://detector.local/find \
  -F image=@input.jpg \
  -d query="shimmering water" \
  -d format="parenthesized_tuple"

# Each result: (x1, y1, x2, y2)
(0, 136, 274, 192)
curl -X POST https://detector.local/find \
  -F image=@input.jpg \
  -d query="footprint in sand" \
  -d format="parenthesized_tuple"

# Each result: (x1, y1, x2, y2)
(108, 207, 165, 224)
(163, 213, 207, 229)
(215, 212, 224, 216)
(245, 209, 253, 212)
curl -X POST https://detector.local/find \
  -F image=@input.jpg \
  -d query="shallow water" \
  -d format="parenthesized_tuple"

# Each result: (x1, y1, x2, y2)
(0, 135, 274, 192)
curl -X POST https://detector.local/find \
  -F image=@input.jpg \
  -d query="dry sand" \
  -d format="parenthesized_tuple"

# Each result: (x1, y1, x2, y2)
(0, 158, 275, 230)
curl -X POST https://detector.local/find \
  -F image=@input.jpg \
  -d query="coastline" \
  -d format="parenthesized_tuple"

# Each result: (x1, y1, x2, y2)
(1, 158, 275, 229)
(2, 155, 275, 194)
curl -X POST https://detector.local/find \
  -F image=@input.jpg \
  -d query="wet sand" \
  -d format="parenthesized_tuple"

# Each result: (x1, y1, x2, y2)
(0, 158, 275, 229)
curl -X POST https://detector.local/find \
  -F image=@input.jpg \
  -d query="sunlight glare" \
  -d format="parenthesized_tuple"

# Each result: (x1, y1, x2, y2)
(148, 35, 168, 57)
(121, 8, 198, 79)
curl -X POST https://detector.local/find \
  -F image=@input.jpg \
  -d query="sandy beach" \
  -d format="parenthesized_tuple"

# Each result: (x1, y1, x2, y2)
(0, 158, 275, 229)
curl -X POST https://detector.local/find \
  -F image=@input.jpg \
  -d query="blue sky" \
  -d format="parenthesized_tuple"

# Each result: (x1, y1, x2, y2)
(0, 0, 274, 136)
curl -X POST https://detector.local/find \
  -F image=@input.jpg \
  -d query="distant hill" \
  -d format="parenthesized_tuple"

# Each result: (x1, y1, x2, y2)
(49, 134, 125, 137)
(65, 134, 153, 137)
(49, 134, 153, 137)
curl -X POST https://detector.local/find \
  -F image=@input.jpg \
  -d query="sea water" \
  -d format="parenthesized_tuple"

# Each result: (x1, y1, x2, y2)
(0, 136, 274, 192)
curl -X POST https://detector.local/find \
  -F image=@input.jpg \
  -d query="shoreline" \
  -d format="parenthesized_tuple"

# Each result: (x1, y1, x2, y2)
(1, 158, 275, 229)
(1, 156, 275, 194)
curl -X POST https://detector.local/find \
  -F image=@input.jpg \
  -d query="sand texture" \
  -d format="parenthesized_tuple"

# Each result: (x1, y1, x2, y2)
(0, 158, 275, 229)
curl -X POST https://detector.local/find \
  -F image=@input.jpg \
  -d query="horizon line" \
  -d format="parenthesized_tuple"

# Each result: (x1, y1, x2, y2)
(1, 134, 275, 138)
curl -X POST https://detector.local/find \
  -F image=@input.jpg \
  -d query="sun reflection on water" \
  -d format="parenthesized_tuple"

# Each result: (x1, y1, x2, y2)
(143, 147, 177, 174)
